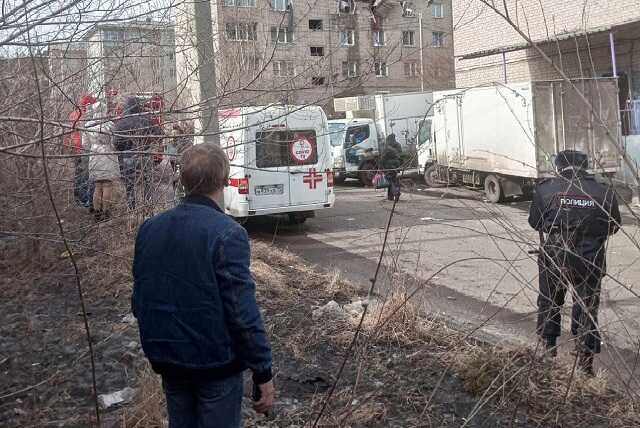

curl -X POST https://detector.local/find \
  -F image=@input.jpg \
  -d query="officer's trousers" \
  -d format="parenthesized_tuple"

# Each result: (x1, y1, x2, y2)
(536, 244, 603, 354)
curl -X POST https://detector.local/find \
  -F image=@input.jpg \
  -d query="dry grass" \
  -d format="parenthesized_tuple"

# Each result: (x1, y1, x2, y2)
(120, 366, 166, 428)
(119, 242, 640, 427)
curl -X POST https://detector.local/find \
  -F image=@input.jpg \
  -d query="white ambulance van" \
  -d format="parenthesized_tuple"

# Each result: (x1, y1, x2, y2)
(218, 105, 335, 223)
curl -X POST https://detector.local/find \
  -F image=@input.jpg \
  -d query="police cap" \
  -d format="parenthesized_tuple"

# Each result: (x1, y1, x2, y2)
(555, 150, 589, 170)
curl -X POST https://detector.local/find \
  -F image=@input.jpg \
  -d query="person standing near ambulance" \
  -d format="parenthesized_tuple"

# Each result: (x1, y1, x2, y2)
(65, 94, 97, 208)
(528, 150, 621, 374)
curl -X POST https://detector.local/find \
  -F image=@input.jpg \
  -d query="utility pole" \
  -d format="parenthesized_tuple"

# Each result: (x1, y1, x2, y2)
(178, 0, 220, 145)
(195, 0, 219, 145)
(418, 12, 425, 92)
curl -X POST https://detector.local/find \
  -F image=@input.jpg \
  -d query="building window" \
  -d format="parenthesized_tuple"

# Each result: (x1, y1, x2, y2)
(103, 30, 123, 41)
(272, 0, 288, 11)
(432, 1, 444, 18)
(338, 0, 354, 14)
(372, 30, 385, 47)
(273, 60, 294, 76)
(402, 31, 415, 46)
(312, 76, 326, 86)
(432, 31, 445, 47)
(404, 62, 418, 77)
(339, 30, 355, 46)
(271, 26, 294, 43)
(309, 19, 323, 30)
(226, 22, 258, 41)
(374, 61, 388, 77)
(401, 1, 415, 17)
(168, 52, 174, 60)
(225, 0, 256, 5)
(342, 61, 358, 78)
(310, 46, 324, 56)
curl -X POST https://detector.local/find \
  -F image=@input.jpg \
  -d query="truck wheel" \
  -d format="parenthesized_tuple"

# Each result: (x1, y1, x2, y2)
(484, 175, 504, 203)
(424, 164, 445, 188)
(358, 161, 376, 186)
(288, 213, 308, 224)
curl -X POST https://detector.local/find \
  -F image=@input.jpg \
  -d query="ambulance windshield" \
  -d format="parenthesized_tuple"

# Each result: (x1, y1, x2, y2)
(328, 123, 346, 147)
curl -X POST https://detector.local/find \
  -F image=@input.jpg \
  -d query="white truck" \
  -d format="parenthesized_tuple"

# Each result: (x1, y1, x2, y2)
(418, 79, 621, 202)
(215, 105, 335, 223)
(330, 91, 434, 185)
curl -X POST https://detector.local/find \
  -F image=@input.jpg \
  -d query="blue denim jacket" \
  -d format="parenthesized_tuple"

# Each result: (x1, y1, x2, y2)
(132, 195, 272, 382)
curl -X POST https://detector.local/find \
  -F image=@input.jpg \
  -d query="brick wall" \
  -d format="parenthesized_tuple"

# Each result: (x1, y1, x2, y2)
(453, 0, 640, 88)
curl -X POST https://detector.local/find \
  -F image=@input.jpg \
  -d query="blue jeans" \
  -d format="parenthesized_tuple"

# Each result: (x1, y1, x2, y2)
(162, 373, 243, 428)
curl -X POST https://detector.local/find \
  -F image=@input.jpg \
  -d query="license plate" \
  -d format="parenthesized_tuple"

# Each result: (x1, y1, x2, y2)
(255, 184, 284, 196)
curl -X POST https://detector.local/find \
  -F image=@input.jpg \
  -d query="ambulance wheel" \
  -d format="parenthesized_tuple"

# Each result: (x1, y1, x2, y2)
(358, 162, 376, 186)
(424, 164, 445, 188)
(288, 213, 307, 225)
(234, 216, 248, 225)
(484, 175, 504, 203)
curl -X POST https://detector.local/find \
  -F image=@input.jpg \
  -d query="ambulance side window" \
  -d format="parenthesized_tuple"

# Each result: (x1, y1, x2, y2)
(255, 130, 318, 168)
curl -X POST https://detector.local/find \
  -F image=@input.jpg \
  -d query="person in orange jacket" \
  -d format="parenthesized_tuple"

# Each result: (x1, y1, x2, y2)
(64, 94, 97, 207)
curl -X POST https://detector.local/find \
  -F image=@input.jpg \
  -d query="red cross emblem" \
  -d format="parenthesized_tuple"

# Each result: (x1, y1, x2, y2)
(303, 168, 323, 189)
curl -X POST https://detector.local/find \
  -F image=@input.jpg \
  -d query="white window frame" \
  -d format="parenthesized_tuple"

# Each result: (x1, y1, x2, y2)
(404, 62, 418, 77)
(402, 31, 415, 47)
(340, 30, 355, 47)
(272, 0, 288, 11)
(372, 30, 385, 47)
(226, 22, 258, 41)
(374, 61, 388, 77)
(401, 1, 415, 17)
(225, 0, 257, 6)
(432, 31, 445, 47)
(342, 61, 358, 78)
(271, 26, 294, 43)
(273, 60, 294, 77)
(432, 1, 444, 18)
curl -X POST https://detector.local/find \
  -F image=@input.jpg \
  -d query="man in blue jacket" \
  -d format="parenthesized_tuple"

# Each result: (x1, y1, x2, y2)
(132, 143, 274, 427)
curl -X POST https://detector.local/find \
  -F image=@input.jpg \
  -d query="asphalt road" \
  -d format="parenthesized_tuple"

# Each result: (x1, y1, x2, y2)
(247, 179, 640, 392)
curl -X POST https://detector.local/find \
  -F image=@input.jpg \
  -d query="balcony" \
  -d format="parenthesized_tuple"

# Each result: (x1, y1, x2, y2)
(622, 99, 640, 136)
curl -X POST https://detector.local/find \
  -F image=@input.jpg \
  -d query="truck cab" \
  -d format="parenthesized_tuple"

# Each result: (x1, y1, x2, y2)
(328, 118, 379, 185)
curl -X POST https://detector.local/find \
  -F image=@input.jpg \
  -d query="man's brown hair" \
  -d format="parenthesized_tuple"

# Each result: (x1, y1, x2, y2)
(180, 143, 229, 196)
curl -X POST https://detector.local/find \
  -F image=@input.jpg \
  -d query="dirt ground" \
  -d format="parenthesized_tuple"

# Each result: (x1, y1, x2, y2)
(1, 211, 639, 427)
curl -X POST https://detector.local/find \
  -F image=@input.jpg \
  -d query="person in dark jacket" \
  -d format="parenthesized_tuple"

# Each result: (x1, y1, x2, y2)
(113, 96, 163, 210)
(528, 150, 621, 375)
(132, 143, 275, 427)
(381, 133, 403, 201)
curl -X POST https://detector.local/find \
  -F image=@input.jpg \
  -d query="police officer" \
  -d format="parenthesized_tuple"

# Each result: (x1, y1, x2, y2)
(528, 150, 621, 375)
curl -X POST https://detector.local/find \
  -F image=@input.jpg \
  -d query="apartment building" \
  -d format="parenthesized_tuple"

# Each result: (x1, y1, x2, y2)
(176, 0, 454, 116)
(83, 21, 177, 107)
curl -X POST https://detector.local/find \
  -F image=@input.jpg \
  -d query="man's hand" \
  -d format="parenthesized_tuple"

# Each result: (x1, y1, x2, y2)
(253, 380, 275, 414)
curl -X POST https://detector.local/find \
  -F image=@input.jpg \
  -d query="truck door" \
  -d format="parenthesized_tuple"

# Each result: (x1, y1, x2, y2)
(442, 96, 464, 167)
(249, 129, 292, 210)
(288, 130, 328, 206)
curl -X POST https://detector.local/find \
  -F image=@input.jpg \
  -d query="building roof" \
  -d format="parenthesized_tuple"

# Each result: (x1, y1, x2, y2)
(83, 20, 175, 41)
(458, 18, 640, 60)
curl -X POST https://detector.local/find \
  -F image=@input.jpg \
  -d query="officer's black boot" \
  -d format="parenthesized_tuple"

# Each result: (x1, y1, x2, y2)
(543, 336, 558, 358)
(577, 352, 595, 376)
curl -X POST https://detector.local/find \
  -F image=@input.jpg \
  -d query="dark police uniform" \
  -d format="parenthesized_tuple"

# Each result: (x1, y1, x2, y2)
(528, 151, 620, 364)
